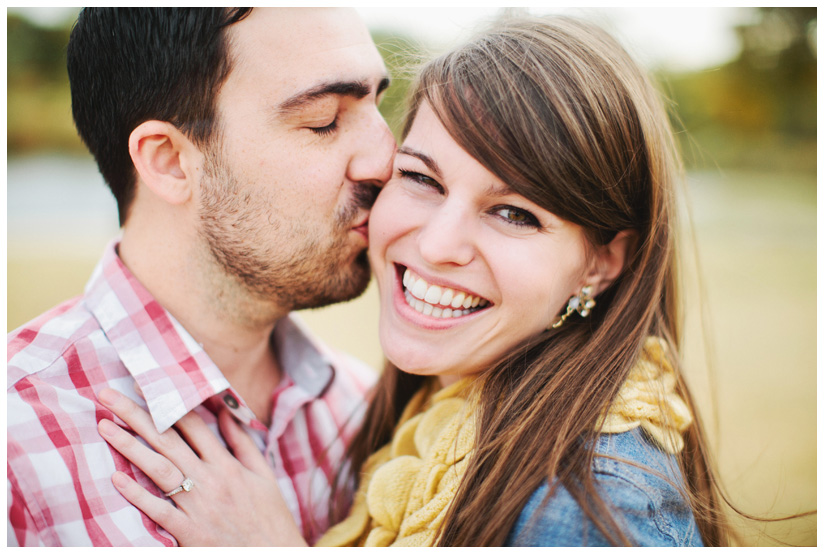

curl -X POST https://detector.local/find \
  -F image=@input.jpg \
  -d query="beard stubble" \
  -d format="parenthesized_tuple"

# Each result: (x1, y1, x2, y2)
(197, 146, 380, 312)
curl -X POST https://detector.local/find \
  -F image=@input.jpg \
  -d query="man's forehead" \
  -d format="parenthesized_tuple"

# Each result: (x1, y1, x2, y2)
(227, 8, 374, 58)
(224, 8, 384, 92)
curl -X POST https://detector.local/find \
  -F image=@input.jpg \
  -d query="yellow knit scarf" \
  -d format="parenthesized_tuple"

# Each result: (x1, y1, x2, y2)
(316, 337, 691, 547)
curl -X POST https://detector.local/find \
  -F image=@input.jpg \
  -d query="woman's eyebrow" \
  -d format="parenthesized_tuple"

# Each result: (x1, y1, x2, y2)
(396, 146, 441, 177)
(485, 183, 515, 197)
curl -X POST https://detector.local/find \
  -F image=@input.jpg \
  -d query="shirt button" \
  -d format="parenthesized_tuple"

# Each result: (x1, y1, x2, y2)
(223, 394, 239, 409)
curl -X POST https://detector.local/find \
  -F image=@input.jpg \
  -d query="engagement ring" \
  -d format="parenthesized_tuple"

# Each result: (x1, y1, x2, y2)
(164, 477, 194, 497)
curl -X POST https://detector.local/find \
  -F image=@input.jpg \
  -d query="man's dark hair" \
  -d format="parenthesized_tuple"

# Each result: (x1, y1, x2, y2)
(67, 8, 253, 225)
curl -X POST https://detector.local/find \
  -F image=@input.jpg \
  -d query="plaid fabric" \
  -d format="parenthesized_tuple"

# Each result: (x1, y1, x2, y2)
(7, 240, 376, 546)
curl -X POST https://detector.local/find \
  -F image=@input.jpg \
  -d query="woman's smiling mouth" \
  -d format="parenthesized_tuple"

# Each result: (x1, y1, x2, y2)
(399, 266, 490, 319)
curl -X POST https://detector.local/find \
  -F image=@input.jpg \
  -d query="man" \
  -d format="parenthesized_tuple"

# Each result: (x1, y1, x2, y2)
(8, 8, 395, 546)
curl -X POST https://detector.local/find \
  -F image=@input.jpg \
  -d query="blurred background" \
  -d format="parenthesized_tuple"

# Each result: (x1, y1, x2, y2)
(7, 7, 816, 546)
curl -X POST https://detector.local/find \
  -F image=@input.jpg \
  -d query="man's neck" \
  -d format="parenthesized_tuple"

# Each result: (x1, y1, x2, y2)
(197, 325, 282, 428)
(119, 227, 287, 426)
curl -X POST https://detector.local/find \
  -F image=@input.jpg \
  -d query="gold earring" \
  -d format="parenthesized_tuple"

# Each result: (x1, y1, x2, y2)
(551, 285, 596, 329)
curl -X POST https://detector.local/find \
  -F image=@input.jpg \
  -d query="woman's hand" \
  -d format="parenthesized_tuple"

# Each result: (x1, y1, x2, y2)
(97, 388, 307, 546)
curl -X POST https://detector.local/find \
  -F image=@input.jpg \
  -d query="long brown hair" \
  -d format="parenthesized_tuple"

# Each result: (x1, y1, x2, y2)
(344, 16, 731, 546)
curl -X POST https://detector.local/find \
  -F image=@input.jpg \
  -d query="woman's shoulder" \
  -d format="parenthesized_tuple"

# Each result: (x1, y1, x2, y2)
(505, 428, 704, 547)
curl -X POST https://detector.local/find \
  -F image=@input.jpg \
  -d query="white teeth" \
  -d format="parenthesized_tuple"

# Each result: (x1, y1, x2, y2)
(404, 290, 467, 320)
(439, 288, 453, 306)
(411, 278, 428, 300)
(424, 285, 442, 304)
(401, 267, 490, 319)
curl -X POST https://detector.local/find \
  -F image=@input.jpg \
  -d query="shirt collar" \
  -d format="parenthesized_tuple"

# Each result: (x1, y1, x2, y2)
(84, 240, 230, 432)
(273, 314, 334, 397)
(84, 240, 336, 432)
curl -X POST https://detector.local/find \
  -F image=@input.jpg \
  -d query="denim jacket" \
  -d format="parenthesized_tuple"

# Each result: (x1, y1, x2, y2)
(505, 428, 703, 546)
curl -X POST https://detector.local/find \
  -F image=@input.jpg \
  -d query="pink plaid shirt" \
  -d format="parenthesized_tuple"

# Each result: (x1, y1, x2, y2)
(7, 241, 377, 546)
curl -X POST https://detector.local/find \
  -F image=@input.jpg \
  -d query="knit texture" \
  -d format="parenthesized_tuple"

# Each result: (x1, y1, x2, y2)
(316, 336, 691, 547)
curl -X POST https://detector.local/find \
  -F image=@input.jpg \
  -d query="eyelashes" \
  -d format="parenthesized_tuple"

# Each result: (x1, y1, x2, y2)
(308, 119, 338, 137)
(397, 168, 541, 229)
(398, 169, 443, 193)
(492, 206, 540, 227)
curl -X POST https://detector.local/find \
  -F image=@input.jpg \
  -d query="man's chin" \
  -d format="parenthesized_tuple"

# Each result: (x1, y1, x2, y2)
(291, 256, 372, 311)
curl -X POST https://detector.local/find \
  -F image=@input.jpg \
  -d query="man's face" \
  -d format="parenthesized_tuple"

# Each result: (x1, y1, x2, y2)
(198, 8, 395, 312)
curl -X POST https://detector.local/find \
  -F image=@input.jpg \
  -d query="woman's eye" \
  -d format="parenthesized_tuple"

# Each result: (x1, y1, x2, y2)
(398, 169, 444, 194)
(494, 206, 540, 227)
(308, 119, 338, 136)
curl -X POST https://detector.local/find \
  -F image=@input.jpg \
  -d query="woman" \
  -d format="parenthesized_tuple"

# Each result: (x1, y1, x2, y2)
(97, 16, 729, 546)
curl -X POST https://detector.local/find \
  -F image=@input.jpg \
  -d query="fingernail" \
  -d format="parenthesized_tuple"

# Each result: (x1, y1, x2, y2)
(98, 418, 119, 437)
(98, 388, 121, 407)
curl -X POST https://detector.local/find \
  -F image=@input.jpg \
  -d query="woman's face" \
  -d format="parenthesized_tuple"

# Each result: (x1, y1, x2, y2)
(369, 102, 593, 385)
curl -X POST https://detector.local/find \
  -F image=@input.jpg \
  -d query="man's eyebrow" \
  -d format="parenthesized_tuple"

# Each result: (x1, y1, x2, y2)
(278, 76, 391, 116)
(376, 76, 390, 96)
(396, 146, 441, 177)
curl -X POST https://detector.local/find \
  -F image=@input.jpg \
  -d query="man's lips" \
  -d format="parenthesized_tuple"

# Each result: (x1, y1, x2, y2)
(351, 215, 369, 238)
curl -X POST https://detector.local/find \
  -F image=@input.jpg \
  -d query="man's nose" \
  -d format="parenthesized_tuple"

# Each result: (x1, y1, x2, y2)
(347, 106, 396, 186)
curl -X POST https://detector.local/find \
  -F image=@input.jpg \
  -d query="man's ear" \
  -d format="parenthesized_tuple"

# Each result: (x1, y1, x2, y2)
(128, 120, 200, 206)
(585, 230, 638, 295)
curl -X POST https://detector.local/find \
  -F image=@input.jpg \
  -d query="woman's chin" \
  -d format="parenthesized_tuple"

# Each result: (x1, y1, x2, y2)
(383, 353, 440, 378)
(382, 345, 481, 385)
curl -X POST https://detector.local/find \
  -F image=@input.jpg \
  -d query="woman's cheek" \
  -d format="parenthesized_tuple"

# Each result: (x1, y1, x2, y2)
(369, 185, 419, 247)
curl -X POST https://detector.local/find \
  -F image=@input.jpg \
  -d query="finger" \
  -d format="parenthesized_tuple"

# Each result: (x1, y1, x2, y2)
(111, 471, 191, 539)
(132, 380, 145, 400)
(218, 409, 272, 476)
(98, 388, 201, 478)
(172, 409, 232, 464)
(99, 418, 187, 495)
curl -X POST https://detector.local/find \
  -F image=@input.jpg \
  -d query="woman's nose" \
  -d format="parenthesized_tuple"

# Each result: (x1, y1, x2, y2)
(416, 201, 476, 267)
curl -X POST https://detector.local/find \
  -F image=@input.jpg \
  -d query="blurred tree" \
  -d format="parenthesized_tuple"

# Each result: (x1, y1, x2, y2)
(729, 7, 816, 136)
(8, 14, 71, 83)
(663, 7, 816, 172)
(371, 30, 428, 140)
(7, 13, 83, 154)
